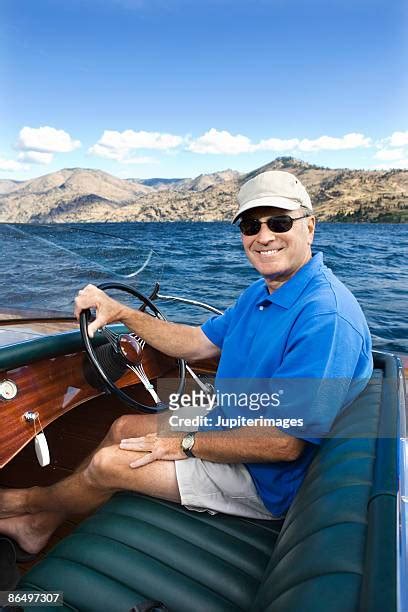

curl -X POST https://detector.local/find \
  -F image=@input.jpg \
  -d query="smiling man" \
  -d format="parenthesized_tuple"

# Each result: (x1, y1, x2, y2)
(0, 170, 373, 554)
(235, 171, 315, 291)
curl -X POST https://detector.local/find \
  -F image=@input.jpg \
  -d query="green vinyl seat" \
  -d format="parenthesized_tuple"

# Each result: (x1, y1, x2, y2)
(19, 495, 283, 612)
(18, 353, 398, 612)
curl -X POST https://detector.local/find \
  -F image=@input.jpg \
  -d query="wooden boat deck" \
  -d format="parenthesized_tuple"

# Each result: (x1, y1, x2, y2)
(0, 315, 77, 347)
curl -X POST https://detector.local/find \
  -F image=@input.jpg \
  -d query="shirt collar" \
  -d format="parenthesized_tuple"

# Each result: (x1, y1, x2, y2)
(257, 252, 324, 309)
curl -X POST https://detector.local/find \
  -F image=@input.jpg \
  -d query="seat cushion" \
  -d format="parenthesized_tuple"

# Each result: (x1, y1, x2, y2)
(19, 494, 283, 612)
(253, 369, 392, 612)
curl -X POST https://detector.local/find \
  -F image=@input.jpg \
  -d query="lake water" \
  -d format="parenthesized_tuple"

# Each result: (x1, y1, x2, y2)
(1, 222, 407, 355)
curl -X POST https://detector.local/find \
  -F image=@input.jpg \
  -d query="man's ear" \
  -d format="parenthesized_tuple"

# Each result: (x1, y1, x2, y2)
(307, 216, 316, 245)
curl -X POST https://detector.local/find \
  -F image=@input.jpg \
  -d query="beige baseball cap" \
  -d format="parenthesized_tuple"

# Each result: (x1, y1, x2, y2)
(232, 170, 313, 223)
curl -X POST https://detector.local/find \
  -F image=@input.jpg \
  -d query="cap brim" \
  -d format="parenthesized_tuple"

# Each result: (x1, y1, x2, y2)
(232, 196, 303, 224)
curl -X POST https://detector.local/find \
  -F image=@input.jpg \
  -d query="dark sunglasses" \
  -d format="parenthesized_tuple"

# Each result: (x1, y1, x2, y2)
(238, 214, 310, 236)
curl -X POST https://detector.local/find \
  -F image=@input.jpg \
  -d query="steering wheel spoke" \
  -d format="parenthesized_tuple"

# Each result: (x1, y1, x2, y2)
(100, 326, 121, 351)
(79, 282, 185, 413)
(126, 363, 162, 404)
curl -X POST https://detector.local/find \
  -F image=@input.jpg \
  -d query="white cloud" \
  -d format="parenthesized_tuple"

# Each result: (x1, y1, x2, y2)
(188, 129, 372, 155)
(17, 126, 81, 153)
(387, 131, 408, 147)
(88, 143, 122, 161)
(297, 133, 371, 152)
(256, 137, 299, 152)
(89, 129, 183, 162)
(100, 129, 182, 150)
(374, 148, 406, 161)
(188, 128, 255, 154)
(17, 150, 53, 164)
(256, 132, 371, 153)
(0, 158, 27, 172)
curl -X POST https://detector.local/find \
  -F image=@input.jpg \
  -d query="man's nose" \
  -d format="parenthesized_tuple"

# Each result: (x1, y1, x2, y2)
(256, 222, 276, 243)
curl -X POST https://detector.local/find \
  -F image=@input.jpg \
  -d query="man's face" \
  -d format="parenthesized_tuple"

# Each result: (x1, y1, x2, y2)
(240, 206, 316, 290)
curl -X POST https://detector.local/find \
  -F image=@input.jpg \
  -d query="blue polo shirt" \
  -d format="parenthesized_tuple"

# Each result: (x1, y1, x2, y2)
(201, 252, 373, 516)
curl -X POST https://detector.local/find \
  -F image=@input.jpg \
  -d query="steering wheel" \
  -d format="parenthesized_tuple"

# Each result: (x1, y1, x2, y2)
(79, 281, 186, 412)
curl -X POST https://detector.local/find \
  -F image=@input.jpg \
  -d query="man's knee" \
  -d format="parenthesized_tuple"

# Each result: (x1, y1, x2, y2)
(86, 446, 118, 488)
(108, 415, 132, 443)
(108, 414, 157, 443)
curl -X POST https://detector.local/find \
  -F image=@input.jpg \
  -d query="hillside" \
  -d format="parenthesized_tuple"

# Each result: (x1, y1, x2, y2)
(0, 158, 407, 223)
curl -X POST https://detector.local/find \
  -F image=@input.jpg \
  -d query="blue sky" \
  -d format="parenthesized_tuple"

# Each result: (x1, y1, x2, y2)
(1, 0, 407, 180)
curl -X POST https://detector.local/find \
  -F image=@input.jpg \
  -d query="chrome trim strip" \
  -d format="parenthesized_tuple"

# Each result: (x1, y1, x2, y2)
(397, 357, 407, 612)
(156, 293, 223, 315)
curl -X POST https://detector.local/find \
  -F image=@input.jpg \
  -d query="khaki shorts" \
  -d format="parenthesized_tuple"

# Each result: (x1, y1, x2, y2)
(175, 458, 279, 520)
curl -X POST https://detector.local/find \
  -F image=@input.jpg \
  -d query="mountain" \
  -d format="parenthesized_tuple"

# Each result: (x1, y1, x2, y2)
(177, 169, 241, 192)
(134, 178, 186, 190)
(133, 170, 240, 192)
(0, 158, 407, 223)
(0, 179, 26, 195)
(0, 168, 152, 223)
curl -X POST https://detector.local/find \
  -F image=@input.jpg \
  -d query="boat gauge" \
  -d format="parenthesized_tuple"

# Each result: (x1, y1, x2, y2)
(0, 379, 18, 400)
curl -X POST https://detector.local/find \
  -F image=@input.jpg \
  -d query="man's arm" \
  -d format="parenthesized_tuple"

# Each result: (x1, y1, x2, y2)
(74, 284, 220, 361)
(120, 427, 305, 468)
(189, 428, 305, 462)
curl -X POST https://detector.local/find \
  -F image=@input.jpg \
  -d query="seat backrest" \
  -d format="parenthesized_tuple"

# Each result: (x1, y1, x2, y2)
(253, 354, 398, 612)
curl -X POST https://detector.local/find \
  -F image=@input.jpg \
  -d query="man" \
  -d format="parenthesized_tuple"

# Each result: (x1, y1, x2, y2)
(0, 170, 372, 554)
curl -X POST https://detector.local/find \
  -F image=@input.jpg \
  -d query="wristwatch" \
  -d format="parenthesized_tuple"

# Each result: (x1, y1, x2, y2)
(181, 432, 196, 458)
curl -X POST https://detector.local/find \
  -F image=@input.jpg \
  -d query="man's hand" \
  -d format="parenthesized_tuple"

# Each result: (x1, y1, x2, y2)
(74, 284, 220, 361)
(74, 284, 128, 337)
(120, 432, 186, 468)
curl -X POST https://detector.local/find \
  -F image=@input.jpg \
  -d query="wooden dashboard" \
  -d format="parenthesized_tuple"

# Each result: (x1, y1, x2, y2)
(0, 346, 176, 468)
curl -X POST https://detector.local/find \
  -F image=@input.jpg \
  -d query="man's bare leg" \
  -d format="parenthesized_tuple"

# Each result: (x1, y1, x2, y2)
(0, 413, 164, 552)
(76, 413, 160, 472)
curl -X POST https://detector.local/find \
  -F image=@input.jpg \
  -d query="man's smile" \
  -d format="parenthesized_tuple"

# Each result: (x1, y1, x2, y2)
(253, 247, 284, 257)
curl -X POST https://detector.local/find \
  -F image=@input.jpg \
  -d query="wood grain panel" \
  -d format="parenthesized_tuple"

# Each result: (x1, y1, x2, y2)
(0, 393, 133, 487)
(0, 345, 176, 468)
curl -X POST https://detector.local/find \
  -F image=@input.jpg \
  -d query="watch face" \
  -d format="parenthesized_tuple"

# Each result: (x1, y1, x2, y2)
(182, 433, 194, 451)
